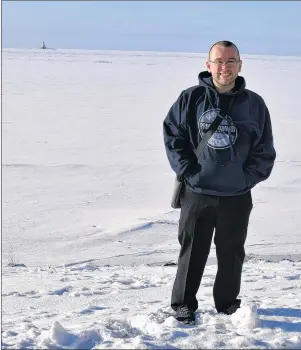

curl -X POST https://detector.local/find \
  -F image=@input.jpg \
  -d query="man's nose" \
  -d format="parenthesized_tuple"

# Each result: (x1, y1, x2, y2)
(220, 63, 228, 70)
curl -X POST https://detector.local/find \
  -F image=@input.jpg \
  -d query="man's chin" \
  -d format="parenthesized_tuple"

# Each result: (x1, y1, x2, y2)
(221, 78, 235, 85)
(215, 78, 235, 87)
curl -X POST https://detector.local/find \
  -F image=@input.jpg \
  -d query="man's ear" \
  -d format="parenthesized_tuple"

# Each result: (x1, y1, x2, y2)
(206, 61, 211, 72)
(238, 60, 242, 72)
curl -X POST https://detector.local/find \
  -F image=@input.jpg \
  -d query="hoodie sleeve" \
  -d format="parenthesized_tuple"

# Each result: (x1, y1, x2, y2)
(245, 103, 276, 187)
(163, 91, 200, 178)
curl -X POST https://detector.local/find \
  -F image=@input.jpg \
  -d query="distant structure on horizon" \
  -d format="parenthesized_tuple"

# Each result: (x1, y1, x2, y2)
(40, 41, 47, 50)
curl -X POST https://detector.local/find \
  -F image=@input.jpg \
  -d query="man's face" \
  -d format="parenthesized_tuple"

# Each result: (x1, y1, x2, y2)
(206, 45, 242, 90)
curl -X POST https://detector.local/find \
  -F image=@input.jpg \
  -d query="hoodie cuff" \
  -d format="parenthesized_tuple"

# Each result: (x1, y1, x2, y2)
(183, 164, 202, 180)
(245, 170, 256, 188)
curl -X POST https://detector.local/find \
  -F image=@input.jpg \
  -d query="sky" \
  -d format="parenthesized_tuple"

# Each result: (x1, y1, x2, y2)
(2, 1, 301, 56)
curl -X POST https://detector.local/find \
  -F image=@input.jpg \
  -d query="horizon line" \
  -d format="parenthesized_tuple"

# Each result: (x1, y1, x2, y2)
(3, 46, 301, 59)
(1, 46, 301, 58)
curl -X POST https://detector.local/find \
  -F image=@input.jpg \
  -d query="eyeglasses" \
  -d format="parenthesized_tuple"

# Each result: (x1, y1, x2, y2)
(209, 59, 240, 66)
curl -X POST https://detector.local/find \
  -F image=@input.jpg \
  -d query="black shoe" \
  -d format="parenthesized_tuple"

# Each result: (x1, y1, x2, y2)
(218, 299, 241, 315)
(175, 305, 195, 325)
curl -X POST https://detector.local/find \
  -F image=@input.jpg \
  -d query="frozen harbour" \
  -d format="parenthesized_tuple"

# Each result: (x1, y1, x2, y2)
(2, 48, 301, 349)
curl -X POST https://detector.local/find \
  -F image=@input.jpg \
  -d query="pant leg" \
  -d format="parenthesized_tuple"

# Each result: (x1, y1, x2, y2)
(171, 187, 216, 312)
(213, 191, 253, 312)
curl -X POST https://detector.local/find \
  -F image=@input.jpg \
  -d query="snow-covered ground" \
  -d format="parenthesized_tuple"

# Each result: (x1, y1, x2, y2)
(2, 48, 301, 349)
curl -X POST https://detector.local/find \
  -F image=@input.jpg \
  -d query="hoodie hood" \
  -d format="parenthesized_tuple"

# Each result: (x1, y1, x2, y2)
(198, 71, 246, 95)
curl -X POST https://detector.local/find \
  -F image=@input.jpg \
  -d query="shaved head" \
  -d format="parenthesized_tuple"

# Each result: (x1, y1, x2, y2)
(209, 40, 240, 60)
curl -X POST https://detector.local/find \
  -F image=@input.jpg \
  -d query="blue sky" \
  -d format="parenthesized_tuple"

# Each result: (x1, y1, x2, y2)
(3, 1, 301, 55)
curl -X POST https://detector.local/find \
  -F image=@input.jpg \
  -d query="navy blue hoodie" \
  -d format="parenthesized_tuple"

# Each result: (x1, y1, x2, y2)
(163, 71, 276, 196)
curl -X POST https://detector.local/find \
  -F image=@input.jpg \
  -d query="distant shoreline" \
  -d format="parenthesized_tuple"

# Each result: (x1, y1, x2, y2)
(2, 47, 301, 59)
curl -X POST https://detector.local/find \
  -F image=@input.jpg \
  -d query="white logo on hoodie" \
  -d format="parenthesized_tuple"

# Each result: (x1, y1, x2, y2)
(198, 109, 237, 149)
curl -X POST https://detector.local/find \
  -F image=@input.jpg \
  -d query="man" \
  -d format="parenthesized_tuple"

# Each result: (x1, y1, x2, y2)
(163, 40, 276, 325)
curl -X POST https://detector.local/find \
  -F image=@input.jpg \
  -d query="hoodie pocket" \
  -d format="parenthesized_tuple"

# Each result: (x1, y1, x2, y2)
(188, 161, 248, 193)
